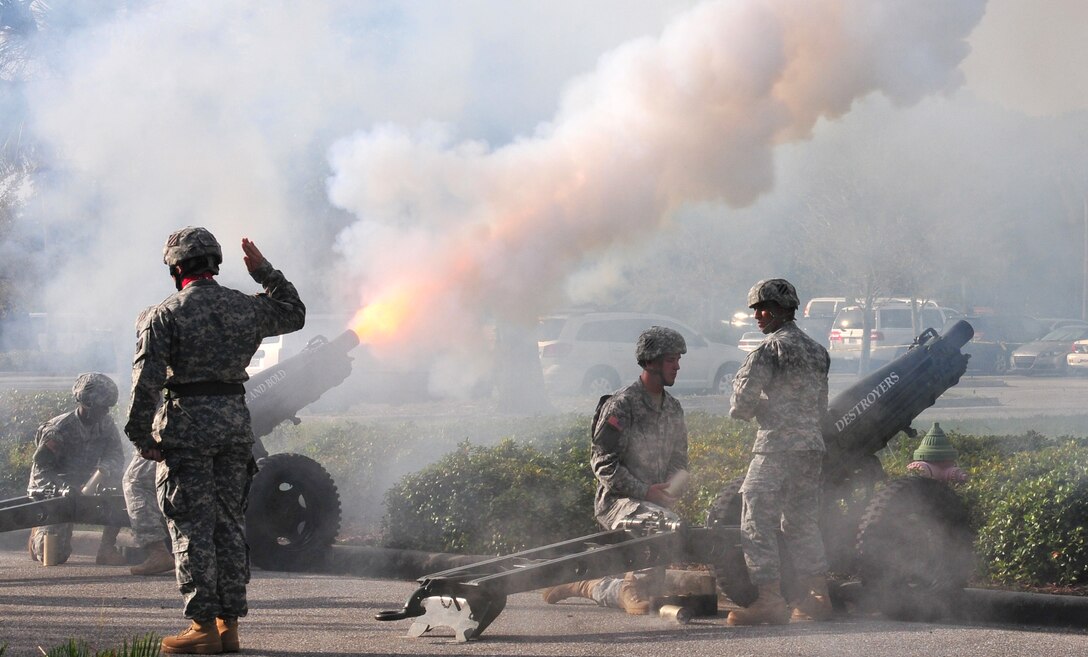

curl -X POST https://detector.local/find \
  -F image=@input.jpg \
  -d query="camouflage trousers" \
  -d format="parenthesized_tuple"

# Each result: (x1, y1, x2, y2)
(739, 451, 828, 585)
(158, 443, 257, 621)
(28, 524, 73, 564)
(591, 501, 676, 609)
(123, 452, 168, 548)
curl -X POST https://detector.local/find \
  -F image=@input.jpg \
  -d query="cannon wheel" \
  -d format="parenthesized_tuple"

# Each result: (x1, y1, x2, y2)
(247, 453, 342, 571)
(855, 477, 974, 621)
(705, 477, 796, 607)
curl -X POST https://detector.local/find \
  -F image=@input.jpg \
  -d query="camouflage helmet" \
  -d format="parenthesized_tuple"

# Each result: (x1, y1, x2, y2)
(162, 226, 222, 272)
(72, 372, 118, 408)
(747, 278, 800, 310)
(636, 326, 687, 365)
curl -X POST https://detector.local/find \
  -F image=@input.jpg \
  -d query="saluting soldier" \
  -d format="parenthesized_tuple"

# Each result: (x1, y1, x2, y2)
(126, 227, 305, 654)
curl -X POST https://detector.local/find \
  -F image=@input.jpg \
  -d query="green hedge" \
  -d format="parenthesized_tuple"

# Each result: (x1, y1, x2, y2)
(0, 389, 73, 498)
(380, 416, 1088, 588)
(5, 384, 1087, 589)
(382, 436, 596, 554)
(973, 443, 1088, 586)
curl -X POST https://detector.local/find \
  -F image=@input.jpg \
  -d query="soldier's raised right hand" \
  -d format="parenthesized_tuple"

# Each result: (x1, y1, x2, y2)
(242, 238, 266, 273)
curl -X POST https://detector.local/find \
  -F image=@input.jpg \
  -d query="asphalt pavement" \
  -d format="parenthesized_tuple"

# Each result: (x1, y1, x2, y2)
(1, 541, 1086, 657)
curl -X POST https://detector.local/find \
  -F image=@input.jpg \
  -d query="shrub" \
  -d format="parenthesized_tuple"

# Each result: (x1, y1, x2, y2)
(382, 436, 595, 554)
(380, 411, 754, 553)
(0, 389, 73, 497)
(677, 413, 754, 523)
(974, 443, 1088, 586)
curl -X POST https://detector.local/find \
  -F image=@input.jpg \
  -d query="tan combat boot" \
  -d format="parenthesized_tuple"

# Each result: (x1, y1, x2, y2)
(726, 581, 790, 626)
(542, 578, 602, 604)
(217, 617, 240, 653)
(790, 576, 834, 621)
(161, 620, 222, 654)
(618, 572, 651, 615)
(130, 541, 175, 576)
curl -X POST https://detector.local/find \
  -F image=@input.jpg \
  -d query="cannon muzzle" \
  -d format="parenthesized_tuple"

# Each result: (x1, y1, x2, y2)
(245, 329, 361, 441)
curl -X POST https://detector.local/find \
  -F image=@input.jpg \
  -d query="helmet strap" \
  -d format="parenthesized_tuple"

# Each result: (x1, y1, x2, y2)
(169, 265, 183, 291)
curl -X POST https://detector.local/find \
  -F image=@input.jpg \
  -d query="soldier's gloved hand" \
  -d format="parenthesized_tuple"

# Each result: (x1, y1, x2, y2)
(647, 483, 679, 509)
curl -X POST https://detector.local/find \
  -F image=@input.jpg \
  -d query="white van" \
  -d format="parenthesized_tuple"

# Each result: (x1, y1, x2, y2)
(246, 335, 286, 376)
(803, 297, 850, 319)
(538, 311, 746, 396)
(828, 300, 950, 366)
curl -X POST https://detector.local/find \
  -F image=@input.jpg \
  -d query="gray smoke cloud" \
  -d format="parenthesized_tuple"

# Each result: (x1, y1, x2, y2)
(326, 0, 985, 393)
(11, 0, 1088, 400)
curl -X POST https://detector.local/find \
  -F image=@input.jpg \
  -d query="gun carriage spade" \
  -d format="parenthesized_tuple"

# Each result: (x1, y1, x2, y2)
(0, 330, 359, 571)
(378, 320, 977, 640)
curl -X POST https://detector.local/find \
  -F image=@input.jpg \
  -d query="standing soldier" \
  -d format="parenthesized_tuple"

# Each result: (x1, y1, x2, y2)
(27, 372, 127, 566)
(727, 278, 833, 625)
(126, 227, 305, 654)
(541, 326, 689, 614)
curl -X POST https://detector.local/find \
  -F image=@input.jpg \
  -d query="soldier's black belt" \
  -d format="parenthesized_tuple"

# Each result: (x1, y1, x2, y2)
(164, 382, 246, 399)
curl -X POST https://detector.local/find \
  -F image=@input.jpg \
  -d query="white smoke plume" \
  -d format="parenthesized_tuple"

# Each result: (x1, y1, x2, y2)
(329, 0, 987, 380)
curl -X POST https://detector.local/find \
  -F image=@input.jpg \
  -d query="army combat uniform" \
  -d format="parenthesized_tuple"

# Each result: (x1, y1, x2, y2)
(122, 453, 167, 550)
(730, 320, 830, 584)
(27, 405, 125, 563)
(125, 258, 305, 623)
(588, 376, 688, 607)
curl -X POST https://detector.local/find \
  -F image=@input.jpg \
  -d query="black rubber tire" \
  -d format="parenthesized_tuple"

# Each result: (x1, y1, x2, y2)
(247, 453, 342, 571)
(712, 364, 738, 396)
(581, 366, 620, 396)
(855, 477, 975, 621)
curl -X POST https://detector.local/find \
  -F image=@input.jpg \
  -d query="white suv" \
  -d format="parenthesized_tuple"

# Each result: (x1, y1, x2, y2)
(828, 300, 951, 366)
(538, 311, 746, 396)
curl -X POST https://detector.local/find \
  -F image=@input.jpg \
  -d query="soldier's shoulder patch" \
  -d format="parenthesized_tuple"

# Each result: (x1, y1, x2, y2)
(42, 439, 60, 455)
(607, 415, 623, 431)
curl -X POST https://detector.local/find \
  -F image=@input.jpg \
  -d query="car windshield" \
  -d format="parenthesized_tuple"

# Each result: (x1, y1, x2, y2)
(1040, 327, 1088, 342)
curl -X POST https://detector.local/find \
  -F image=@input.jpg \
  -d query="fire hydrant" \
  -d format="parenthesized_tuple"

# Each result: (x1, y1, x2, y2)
(906, 422, 967, 483)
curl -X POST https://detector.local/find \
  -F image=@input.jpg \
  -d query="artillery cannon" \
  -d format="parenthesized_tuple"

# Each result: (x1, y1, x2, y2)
(0, 329, 360, 571)
(379, 320, 976, 640)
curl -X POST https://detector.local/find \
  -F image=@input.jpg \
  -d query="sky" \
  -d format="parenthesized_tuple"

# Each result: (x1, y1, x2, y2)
(2, 0, 1088, 396)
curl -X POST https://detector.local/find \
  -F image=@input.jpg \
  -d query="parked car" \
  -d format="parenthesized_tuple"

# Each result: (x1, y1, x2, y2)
(1067, 340, 1088, 374)
(950, 314, 1047, 375)
(828, 300, 951, 368)
(538, 311, 746, 396)
(794, 316, 833, 348)
(803, 297, 850, 319)
(738, 331, 764, 352)
(1009, 325, 1088, 375)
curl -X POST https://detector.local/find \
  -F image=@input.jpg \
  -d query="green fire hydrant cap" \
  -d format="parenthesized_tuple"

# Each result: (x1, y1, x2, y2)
(913, 422, 958, 462)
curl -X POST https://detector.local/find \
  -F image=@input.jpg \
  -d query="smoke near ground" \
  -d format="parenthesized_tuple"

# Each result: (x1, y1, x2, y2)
(1, 0, 1087, 398)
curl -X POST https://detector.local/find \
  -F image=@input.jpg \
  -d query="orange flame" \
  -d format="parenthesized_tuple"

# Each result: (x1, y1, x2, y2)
(350, 288, 417, 346)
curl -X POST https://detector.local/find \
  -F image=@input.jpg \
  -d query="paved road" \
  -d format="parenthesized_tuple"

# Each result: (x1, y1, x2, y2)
(1, 546, 1086, 657)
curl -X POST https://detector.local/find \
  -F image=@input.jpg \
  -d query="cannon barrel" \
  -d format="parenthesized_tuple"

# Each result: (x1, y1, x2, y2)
(245, 329, 360, 442)
(822, 319, 973, 482)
